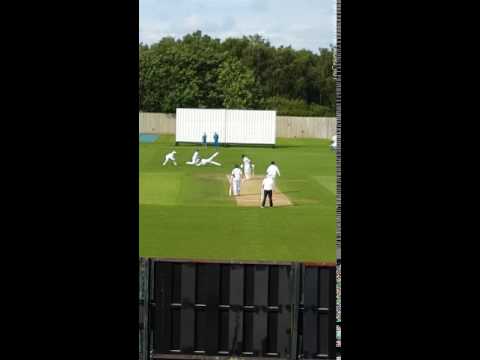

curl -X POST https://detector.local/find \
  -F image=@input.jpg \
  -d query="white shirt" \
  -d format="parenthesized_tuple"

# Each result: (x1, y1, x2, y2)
(262, 177, 274, 191)
(231, 168, 242, 180)
(166, 151, 176, 160)
(242, 157, 252, 169)
(266, 164, 280, 178)
(332, 135, 337, 147)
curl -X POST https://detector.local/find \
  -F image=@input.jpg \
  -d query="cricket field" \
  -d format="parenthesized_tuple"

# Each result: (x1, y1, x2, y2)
(140, 135, 336, 262)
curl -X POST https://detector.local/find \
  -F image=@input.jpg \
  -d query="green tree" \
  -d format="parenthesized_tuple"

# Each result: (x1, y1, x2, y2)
(139, 32, 336, 116)
(316, 46, 336, 110)
(217, 57, 260, 109)
(139, 32, 226, 112)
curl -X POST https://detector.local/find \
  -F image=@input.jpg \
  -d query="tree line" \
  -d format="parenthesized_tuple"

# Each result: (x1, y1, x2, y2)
(140, 31, 336, 117)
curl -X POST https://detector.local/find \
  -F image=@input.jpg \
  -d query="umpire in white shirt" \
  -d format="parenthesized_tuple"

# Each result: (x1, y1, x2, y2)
(261, 176, 275, 207)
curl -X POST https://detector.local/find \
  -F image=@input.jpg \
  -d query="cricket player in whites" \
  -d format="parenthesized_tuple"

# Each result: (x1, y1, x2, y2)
(231, 164, 243, 196)
(186, 149, 200, 165)
(196, 152, 222, 166)
(266, 161, 280, 180)
(240, 155, 253, 179)
(330, 135, 337, 151)
(162, 150, 177, 166)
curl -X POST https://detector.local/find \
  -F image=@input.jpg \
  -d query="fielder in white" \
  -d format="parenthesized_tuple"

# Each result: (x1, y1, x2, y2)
(240, 154, 253, 179)
(186, 149, 200, 165)
(331, 135, 337, 151)
(231, 165, 243, 196)
(162, 150, 177, 166)
(196, 152, 222, 166)
(266, 161, 281, 180)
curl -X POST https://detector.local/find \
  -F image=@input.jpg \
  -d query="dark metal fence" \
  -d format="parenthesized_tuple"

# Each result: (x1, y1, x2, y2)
(335, 260, 341, 359)
(139, 258, 149, 360)
(140, 259, 336, 360)
(298, 265, 336, 358)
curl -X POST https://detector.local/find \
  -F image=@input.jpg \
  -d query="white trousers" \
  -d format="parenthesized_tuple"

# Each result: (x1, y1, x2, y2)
(196, 152, 221, 166)
(244, 166, 252, 179)
(232, 178, 241, 195)
(163, 157, 177, 166)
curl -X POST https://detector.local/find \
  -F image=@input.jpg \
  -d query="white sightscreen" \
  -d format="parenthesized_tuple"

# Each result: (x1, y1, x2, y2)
(226, 109, 276, 145)
(176, 108, 226, 143)
(175, 108, 276, 145)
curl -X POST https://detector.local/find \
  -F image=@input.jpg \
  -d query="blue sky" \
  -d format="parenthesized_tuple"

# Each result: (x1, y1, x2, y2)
(140, 0, 336, 53)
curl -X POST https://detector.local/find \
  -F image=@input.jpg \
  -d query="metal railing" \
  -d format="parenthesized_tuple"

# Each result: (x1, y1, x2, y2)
(139, 259, 336, 360)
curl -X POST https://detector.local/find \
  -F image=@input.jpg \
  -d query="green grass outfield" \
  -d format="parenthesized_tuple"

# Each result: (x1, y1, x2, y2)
(140, 135, 336, 262)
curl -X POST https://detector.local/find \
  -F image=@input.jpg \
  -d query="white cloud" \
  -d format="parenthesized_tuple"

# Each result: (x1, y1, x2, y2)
(184, 15, 202, 31)
(139, 0, 336, 52)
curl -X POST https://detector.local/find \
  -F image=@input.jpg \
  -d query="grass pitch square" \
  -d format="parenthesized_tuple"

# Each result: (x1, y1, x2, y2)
(139, 135, 336, 262)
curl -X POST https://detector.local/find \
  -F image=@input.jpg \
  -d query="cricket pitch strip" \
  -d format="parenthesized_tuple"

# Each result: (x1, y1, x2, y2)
(226, 175, 293, 207)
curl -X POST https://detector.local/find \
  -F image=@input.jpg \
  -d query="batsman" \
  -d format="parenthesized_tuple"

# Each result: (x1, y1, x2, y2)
(230, 164, 243, 196)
